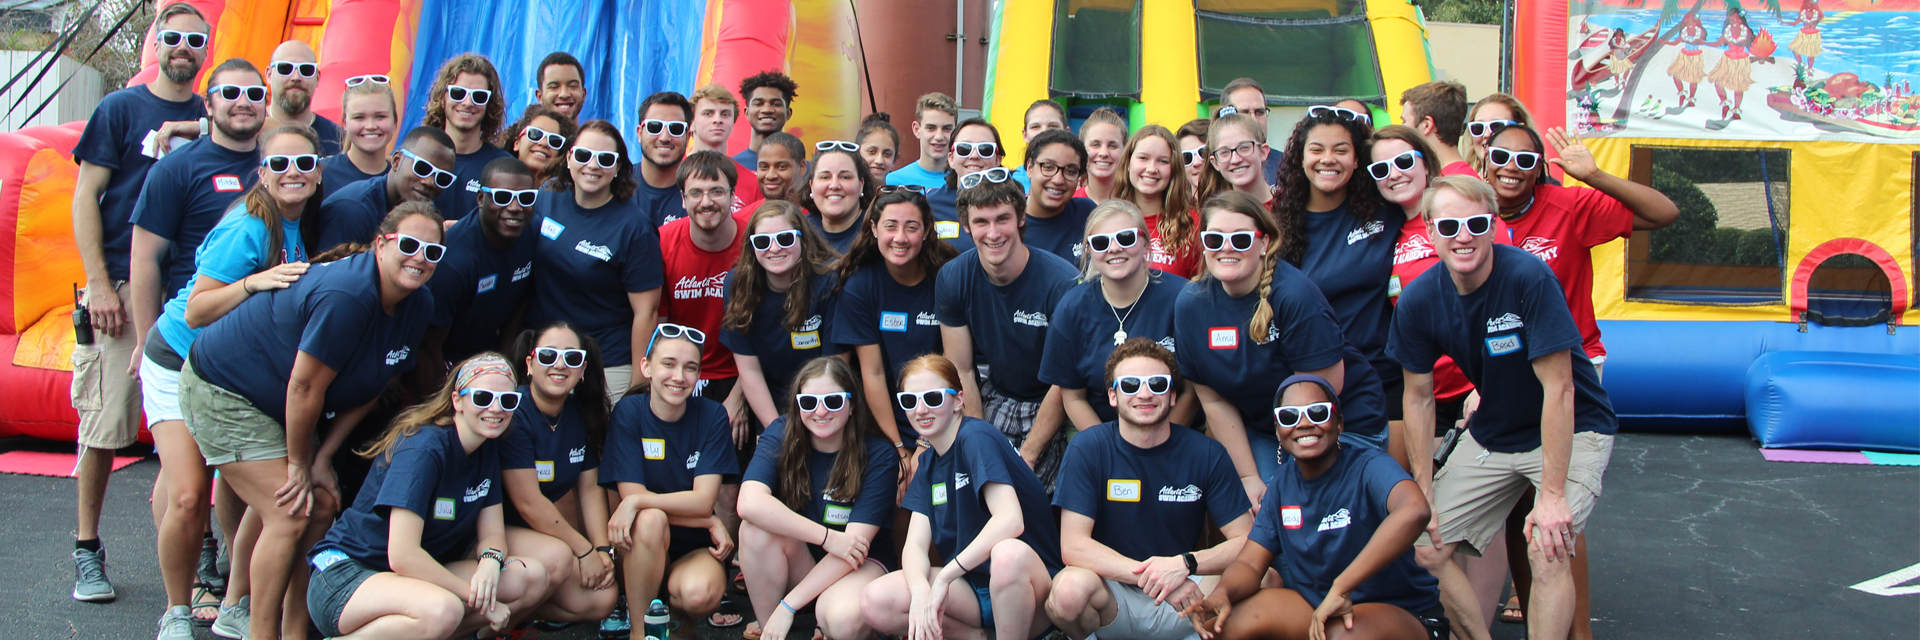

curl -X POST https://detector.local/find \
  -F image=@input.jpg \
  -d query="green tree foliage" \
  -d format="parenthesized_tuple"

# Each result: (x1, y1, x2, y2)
(1415, 0, 1502, 25)
(1648, 153, 1786, 268)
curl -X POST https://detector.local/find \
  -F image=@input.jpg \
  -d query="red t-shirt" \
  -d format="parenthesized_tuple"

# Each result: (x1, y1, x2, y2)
(1145, 210, 1201, 280)
(1502, 184, 1634, 358)
(1441, 160, 1480, 178)
(731, 161, 763, 213)
(657, 211, 750, 378)
(1389, 213, 1512, 401)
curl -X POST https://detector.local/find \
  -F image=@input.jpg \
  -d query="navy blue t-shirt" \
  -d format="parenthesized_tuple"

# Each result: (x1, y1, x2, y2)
(73, 85, 207, 282)
(744, 417, 899, 545)
(718, 272, 841, 403)
(1038, 275, 1184, 424)
(806, 211, 864, 255)
(634, 179, 688, 230)
(130, 138, 259, 295)
(1295, 203, 1399, 386)
(320, 426, 503, 571)
(1023, 197, 1097, 264)
(903, 418, 1064, 581)
(500, 386, 600, 526)
(922, 186, 977, 255)
(830, 263, 943, 427)
(1172, 268, 1387, 440)
(427, 214, 538, 363)
(527, 193, 664, 366)
(190, 251, 433, 421)
(1386, 244, 1616, 452)
(1248, 446, 1439, 612)
(1262, 147, 1283, 189)
(309, 114, 344, 157)
(934, 249, 1079, 402)
(1053, 423, 1250, 562)
(435, 143, 513, 222)
(600, 395, 740, 492)
(316, 174, 392, 252)
(732, 149, 759, 174)
(317, 154, 382, 205)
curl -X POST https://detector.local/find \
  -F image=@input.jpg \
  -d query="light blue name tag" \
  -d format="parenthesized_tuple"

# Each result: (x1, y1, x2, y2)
(1486, 334, 1522, 356)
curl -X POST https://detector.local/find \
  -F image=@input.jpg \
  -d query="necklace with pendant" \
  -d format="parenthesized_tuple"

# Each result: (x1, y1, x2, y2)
(1106, 279, 1147, 345)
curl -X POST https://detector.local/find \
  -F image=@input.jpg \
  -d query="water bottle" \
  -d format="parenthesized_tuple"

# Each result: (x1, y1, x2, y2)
(644, 598, 670, 640)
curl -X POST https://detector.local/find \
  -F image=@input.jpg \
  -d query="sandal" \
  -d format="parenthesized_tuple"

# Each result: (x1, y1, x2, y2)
(1499, 596, 1525, 624)
(190, 583, 222, 623)
(707, 596, 746, 629)
(742, 622, 762, 640)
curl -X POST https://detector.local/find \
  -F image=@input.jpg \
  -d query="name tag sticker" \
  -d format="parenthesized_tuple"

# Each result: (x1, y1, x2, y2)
(212, 175, 243, 192)
(642, 438, 666, 460)
(534, 461, 554, 482)
(791, 330, 821, 350)
(477, 274, 497, 294)
(1281, 505, 1303, 529)
(823, 504, 853, 526)
(931, 482, 948, 506)
(541, 217, 566, 240)
(434, 497, 456, 520)
(1486, 334, 1522, 356)
(311, 548, 349, 572)
(880, 311, 908, 333)
(1387, 274, 1402, 298)
(935, 220, 960, 239)
(1209, 327, 1238, 350)
(1106, 479, 1141, 502)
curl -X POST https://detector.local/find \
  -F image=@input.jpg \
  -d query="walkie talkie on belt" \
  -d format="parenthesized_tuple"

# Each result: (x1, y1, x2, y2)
(73, 284, 93, 346)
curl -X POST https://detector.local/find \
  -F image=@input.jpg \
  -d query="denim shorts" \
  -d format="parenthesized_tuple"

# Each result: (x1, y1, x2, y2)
(306, 548, 380, 638)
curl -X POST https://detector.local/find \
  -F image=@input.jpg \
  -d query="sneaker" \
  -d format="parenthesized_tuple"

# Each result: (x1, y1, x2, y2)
(157, 605, 195, 640)
(71, 547, 116, 602)
(599, 596, 631, 638)
(211, 595, 251, 639)
(198, 537, 226, 595)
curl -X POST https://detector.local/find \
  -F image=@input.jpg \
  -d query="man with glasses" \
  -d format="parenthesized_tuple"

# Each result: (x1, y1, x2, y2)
(67, 2, 212, 602)
(424, 54, 512, 221)
(733, 70, 798, 170)
(535, 51, 586, 119)
(887, 92, 959, 190)
(635, 91, 696, 229)
(1044, 339, 1254, 640)
(1399, 80, 1477, 178)
(415, 157, 541, 391)
(264, 40, 341, 155)
(1009, 99, 1068, 190)
(658, 150, 748, 403)
(1019, 129, 1097, 261)
(935, 176, 1079, 492)
(687, 83, 762, 211)
(1220, 77, 1284, 187)
(316, 126, 456, 251)
(1388, 177, 1616, 640)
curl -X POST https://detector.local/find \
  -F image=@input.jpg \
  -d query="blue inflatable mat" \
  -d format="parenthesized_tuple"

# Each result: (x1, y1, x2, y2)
(1745, 351, 1920, 453)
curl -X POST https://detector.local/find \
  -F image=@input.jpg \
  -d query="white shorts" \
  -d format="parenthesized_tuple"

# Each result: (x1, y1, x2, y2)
(139, 354, 183, 427)
(1099, 580, 1200, 640)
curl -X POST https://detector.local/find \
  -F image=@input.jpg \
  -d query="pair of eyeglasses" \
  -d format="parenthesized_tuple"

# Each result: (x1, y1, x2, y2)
(1433, 214, 1495, 239)
(1112, 375, 1172, 396)
(643, 119, 688, 137)
(262, 154, 319, 174)
(896, 389, 958, 411)
(1031, 160, 1083, 180)
(1467, 120, 1518, 138)
(447, 86, 492, 105)
(158, 30, 207, 49)
(1210, 140, 1261, 162)
(460, 388, 523, 411)
(1085, 229, 1139, 254)
(684, 186, 732, 203)
(382, 233, 446, 262)
(1273, 402, 1334, 429)
(534, 347, 588, 368)
(270, 61, 317, 78)
(750, 230, 801, 252)
(815, 140, 859, 153)
(480, 187, 539, 207)
(345, 75, 390, 87)
(1181, 147, 1208, 167)
(572, 147, 621, 168)
(1486, 147, 1541, 171)
(210, 84, 268, 103)
(1201, 230, 1261, 252)
(1366, 150, 1424, 180)
(953, 142, 998, 158)
(795, 392, 851, 413)
(958, 167, 1012, 190)
(400, 148, 457, 188)
(522, 126, 566, 150)
(1308, 105, 1371, 125)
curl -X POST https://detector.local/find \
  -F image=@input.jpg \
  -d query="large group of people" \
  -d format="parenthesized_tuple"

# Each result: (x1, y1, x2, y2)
(67, 7, 1680, 640)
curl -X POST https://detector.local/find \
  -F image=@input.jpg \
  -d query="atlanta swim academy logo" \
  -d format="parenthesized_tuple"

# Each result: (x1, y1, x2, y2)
(1158, 484, 1202, 503)
(575, 240, 613, 261)
(385, 346, 410, 366)
(1347, 219, 1387, 245)
(1013, 311, 1049, 327)
(1393, 234, 1434, 265)
(673, 273, 727, 300)
(1486, 313, 1525, 332)
(916, 312, 939, 326)
(463, 479, 491, 503)
(1317, 508, 1351, 532)
(1520, 236, 1559, 263)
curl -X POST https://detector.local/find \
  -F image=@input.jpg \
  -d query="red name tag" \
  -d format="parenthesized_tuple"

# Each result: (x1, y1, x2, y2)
(212, 175, 243, 192)
(1281, 506, 1303, 529)
(1208, 327, 1238, 349)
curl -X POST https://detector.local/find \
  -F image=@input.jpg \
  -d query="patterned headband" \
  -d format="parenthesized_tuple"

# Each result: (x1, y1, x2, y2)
(453, 354, 516, 391)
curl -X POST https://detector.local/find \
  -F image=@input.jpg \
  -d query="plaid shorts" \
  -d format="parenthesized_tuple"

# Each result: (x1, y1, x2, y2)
(980, 374, 1069, 494)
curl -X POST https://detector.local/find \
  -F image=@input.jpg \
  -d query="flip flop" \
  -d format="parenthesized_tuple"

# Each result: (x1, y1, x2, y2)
(1499, 596, 1525, 624)
(707, 596, 746, 629)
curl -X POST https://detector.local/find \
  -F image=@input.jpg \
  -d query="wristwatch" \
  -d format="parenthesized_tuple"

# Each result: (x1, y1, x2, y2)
(595, 546, 617, 561)
(1182, 552, 1198, 575)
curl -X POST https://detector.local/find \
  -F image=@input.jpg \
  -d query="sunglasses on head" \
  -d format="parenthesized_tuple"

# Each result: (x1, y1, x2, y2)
(1112, 374, 1173, 396)
(1085, 229, 1140, 254)
(795, 392, 851, 413)
(1273, 402, 1334, 429)
(646, 323, 708, 357)
(1217, 105, 1270, 118)
(1467, 120, 1518, 138)
(210, 84, 268, 103)
(815, 140, 859, 153)
(1433, 214, 1495, 239)
(642, 119, 688, 137)
(1308, 105, 1370, 125)
(958, 166, 1012, 190)
(523, 126, 566, 150)
(399, 148, 457, 188)
(480, 186, 539, 207)
(1181, 147, 1208, 167)
(880, 184, 926, 194)
(460, 388, 523, 411)
(750, 229, 801, 252)
(262, 154, 319, 174)
(381, 232, 446, 262)
(1366, 150, 1424, 181)
(1486, 147, 1541, 171)
(446, 86, 492, 105)
(534, 347, 588, 369)
(345, 74, 389, 87)
(895, 389, 957, 411)
(572, 146, 621, 169)
(1201, 230, 1260, 252)
(952, 141, 998, 159)
(270, 61, 317, 78)
(157, 30, 207, 49)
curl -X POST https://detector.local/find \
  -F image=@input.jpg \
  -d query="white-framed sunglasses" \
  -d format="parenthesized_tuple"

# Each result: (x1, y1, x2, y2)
(262, 154, 319, 174)
(642, 119, 688, 137)
(1085, 229, 1140, 254)
(795, 392, 851, 413)
(958, 166, 1012, 190)
(896, 389, 957, 411)
(815, 140, 859, 153)
(446, 86, 492, 105)
(533, 347, 588, 368)
(1273, 402, 1334, 429)
(1486, 146, 1541, 171)
(1112, 375, 1173, 396)
(480, 187, 539, 207)
(1308, 105, 1370, 125)
(1467, 119, 1517, 138)
(571, 146, 621, 169)
(270, 61, 318, 78)
(953, 141, 998, 159)
(522, 125, 566, 150)
(460, 388, 523, 411)
(1366, 150, 1424, 181)
(1432, 214, 1495, 239)
(1200, 230, 1260, 252)
(345, 74, 390, 87)
(750, 230, 801, 252)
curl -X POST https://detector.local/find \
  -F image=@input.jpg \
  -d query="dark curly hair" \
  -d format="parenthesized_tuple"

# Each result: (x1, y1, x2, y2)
(547, 120, 637, 202)
(739, 70, 799, 105)
(1272, 110, 1383, 264)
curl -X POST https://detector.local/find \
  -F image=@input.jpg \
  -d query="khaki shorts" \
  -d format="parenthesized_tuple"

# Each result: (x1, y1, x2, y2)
(72, 283, 142, 450)
(179, 358, 288, 465)
(1427, 430, 1613, 556)
(604, 364, 633, 404)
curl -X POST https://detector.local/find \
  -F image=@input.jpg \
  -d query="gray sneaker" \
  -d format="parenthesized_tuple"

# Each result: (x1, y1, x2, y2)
(156, 605, 195, 640)
(211, 595, 250, 639)
(71, 547, 116, 602)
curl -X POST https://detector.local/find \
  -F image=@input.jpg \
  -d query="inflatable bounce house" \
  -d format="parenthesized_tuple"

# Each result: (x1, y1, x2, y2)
(0, 0, 863, 443)
(1512, 0, 1919, 451)
(979, 0, 1434, 161)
